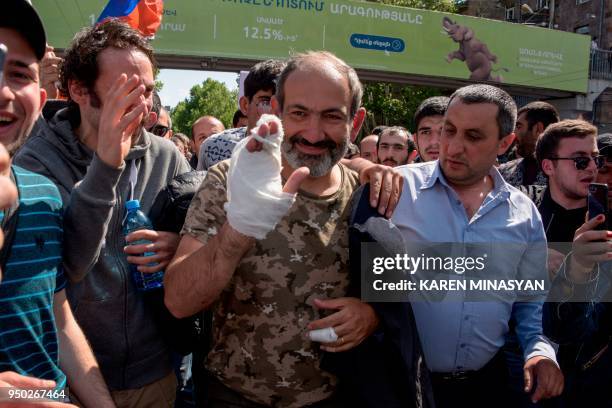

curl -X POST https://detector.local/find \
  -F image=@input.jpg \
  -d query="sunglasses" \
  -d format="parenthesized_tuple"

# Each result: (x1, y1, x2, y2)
(151, 124, 170, 137)
(548, 155, 606, 170)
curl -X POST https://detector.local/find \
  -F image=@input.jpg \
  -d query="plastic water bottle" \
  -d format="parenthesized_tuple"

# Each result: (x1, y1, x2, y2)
(123, 199, 164, 291)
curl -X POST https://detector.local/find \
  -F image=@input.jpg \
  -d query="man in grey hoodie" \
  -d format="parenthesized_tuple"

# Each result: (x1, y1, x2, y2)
(14, 19, 190, 407)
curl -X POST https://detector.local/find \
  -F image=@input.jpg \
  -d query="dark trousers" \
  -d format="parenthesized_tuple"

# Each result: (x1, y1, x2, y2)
(206, 376, 345, 408)
(431, 351, 510, 408)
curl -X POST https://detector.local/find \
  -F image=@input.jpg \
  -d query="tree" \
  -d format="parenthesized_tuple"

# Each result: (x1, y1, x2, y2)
(358, 0, 456, 140)
(361, 83, 447, 138)
(171, 78, 238, 135)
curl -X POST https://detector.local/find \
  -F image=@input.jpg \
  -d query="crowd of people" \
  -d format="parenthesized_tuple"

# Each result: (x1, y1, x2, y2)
(0, 1, 611, 408)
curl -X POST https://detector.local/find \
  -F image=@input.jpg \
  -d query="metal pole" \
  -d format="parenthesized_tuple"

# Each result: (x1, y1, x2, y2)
(598, 0, 605, 48)
(549, 0, 555, 29)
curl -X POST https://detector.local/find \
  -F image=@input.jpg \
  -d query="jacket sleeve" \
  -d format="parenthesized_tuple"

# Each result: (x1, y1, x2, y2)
(543, 261, 611, 345)
(62, 154, 124, 282)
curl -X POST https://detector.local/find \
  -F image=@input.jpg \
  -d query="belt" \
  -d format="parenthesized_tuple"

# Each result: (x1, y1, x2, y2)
(431, 370, 477, 381)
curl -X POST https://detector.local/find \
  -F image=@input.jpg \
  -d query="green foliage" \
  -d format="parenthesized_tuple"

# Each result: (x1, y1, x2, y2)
(171, 78, 238, 136)
(361, 82, 446, 139)
(358, 0, 455, 141)
(368, 0, 458, 13)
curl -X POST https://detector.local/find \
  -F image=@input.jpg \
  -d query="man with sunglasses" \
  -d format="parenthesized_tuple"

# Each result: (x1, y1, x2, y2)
(522, 120, 603, 278)
(151, 107, 173, 139)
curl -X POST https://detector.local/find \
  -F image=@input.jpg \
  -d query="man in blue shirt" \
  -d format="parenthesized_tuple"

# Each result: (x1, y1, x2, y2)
(0, 1, 113, 406)
(390, 84, 563, 407)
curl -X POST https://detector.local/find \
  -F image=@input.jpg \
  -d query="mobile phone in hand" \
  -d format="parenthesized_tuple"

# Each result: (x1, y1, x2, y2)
(588, 183, 609, 231)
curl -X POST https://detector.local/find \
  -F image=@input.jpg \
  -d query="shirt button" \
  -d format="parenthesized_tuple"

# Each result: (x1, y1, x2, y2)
(460, 343, 466, 348)
(464, 316, 469, 321)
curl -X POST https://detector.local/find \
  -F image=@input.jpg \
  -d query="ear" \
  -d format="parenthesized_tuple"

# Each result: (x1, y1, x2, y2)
(144, 111, 158, 129)
(541, 158, 554, 177)
(497, 132, 515, 155)
(271, 95, 281, 116)
(408, 149, 418, 163)
(350, 108, 367, 143)
(534, 121, 545, 136)
(167, 129, 173, 139)
(239, 95, 249, 116)
(464, 28, 474, 41)
(38, 88, 47, 116)
(67, 79, 89, 106)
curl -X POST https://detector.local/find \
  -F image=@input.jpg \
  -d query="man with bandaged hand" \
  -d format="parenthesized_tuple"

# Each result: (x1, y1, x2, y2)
(165, 51, 402, 407)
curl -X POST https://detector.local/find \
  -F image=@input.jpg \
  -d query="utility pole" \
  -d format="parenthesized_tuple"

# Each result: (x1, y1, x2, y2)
(548, 0, 555, 29)
(598, 0, 605, 48)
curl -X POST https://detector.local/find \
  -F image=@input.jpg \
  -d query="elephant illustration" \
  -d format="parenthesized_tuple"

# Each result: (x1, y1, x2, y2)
(442, 17, 505, 82)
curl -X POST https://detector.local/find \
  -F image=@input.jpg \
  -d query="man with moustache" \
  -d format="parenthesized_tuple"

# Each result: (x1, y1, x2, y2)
(0, 2, 115, 406)
(376, 126, 416, 167)
(387, 85, 562, 407)
(14, 19, 190, 407)
(165, 51, 403, 407)
(499, 101, 559, 187)
(413, 96, 448, 163)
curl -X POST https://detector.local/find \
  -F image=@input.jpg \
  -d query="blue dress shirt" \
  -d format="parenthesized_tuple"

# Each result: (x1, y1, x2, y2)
(392, 161, 556, 373)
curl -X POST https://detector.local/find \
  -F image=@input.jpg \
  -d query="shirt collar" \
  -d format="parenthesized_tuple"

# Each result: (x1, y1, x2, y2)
(421, 160, 512, 199)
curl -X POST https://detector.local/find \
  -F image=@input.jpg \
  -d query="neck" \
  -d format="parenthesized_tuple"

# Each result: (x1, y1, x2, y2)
(1, 159, 11, 177)
(74, 120, 98, 152)
(549, 183, 586, 210)
(281, 157, 341, 196)
(448, 174, 493, 196)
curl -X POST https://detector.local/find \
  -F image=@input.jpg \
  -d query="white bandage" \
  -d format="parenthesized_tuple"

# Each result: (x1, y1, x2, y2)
(225, 114, 297, 239)
(308, 327, 339, 343)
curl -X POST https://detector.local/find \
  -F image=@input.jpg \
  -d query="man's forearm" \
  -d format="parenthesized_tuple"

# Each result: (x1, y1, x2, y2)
(165, 222, 255, 318)
(54, 292, 114, 408)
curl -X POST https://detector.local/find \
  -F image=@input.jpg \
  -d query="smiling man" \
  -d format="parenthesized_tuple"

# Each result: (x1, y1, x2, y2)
(0, 1, 115, 406)
(14, 18, 190, 406)
(389, 84, 561, 408)
(165, 51, 402, 407)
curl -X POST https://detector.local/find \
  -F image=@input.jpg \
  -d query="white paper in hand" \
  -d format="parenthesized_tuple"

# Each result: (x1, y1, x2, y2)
(225, 114, 297, 239)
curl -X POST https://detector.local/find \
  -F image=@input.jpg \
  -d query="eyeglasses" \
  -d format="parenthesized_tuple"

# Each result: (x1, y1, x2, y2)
(151, 124, 170, 137)
(548, 155, 606, 170)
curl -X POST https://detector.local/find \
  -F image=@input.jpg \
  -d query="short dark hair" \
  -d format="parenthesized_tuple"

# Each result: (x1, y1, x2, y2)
(276, 51, 363, 119)
(151, 90, 162, 118)
(371, 126, 388, 136)
(414, 96, 449, 130)
(60, 19, 156, 105)
(448, 84, 517, 139)
(377, 126, 416, 153)
(535, 119, 598, 165)
(232, 109, 247, 127)
(244, 59, 286, 101)
(517, 101, 559, 131)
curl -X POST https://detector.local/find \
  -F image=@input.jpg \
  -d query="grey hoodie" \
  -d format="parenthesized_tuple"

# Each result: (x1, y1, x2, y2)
(14, 108, 191, 390)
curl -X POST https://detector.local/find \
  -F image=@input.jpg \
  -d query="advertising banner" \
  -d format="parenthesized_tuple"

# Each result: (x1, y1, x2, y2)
(34, 0, 591, 93)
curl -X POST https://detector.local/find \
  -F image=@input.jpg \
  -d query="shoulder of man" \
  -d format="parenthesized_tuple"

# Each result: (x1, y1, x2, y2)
(11, 165, 62, 211)
(518, 184, 546, 207)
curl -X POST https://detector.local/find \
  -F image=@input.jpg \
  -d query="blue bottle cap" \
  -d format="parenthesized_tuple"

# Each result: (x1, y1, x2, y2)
(125, 200, 141, 211)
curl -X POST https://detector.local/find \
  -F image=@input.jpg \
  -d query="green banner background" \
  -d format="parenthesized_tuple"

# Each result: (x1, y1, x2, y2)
(33, 0, 590, 93)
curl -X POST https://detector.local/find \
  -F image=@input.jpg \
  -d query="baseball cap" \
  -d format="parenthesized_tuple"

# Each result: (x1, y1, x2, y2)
(0, 0, 47, 60)
(597, 133, 612, 157)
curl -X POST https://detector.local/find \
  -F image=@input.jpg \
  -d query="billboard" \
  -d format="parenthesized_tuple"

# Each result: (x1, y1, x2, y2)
(33, 0, 591, 93)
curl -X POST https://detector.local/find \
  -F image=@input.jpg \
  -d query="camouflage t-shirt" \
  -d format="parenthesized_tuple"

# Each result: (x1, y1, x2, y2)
(182, 160, 360, 407)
